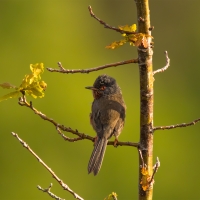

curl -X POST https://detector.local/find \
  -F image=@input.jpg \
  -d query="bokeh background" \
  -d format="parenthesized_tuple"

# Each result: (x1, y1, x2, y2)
(0, 0, 200, 199)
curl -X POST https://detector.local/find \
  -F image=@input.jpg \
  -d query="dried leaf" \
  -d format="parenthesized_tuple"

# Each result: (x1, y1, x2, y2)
(0, 82, 17, 89)
(140, 167, 151, 191)
(106, 39, 127, 49)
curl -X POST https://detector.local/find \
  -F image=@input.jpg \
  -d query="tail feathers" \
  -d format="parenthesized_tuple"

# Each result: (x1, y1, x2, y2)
(88, 137, 108, 175)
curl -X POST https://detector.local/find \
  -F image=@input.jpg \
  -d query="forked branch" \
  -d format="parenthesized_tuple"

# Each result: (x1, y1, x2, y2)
(149, 157, 160, 184)
(88, 5, 136, 35)
(18, 95, 139, 148)
(12, 132, 84, 200)
(37, 183, 64, 200)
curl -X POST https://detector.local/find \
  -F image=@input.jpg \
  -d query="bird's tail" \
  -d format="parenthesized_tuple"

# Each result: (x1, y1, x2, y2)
(88, 137, 108, 175)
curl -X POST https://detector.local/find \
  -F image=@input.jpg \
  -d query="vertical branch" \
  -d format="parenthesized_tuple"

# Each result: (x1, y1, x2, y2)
(135, 0, 154, 199)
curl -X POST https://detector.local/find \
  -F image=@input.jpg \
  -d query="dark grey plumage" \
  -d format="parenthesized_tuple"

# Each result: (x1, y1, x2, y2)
(86, 74, 126, 175)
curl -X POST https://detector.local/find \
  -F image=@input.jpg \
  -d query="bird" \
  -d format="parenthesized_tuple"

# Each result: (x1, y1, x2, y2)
(85, 74, 126, 175)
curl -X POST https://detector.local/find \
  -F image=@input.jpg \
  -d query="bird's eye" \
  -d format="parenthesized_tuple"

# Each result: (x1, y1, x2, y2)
(100, 86, 106, 90)
(100, 81, 104, 84)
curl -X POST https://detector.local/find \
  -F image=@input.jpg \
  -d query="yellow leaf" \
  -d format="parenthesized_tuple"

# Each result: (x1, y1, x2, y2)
(0, 91, 21, 102)
(130, 24, 137, 32)
(106, 39, 126, 50)
(39, 81, 47, 91)
(119, 24, 137, 32)
(19, 63, 47, 98)
(118, 25, 131, 32)
(141, 167, 148, 175)
(26, 87, 44, 98)
(0, 63, 46, 102)
(30, 63, 44, 76)
(104, 192, 118, 200)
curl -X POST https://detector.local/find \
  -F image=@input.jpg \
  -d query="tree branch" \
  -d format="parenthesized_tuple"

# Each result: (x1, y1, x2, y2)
(46, 59, 138, 74)
(135, 0, 154, 199)
(11, 132, 84, 200)
(18, 96, 139, 148)
(88, 5, 136, 35)
(154, 117, 200, 131)
(37, 183, 64, 200)
(153, 51, 170, 75)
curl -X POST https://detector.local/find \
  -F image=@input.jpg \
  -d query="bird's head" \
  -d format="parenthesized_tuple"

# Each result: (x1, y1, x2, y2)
(85, 74, 121, 99)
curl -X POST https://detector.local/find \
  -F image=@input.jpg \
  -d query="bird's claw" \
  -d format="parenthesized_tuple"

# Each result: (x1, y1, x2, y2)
(93, 136, 98, 146)
(114, 138, 118, 147)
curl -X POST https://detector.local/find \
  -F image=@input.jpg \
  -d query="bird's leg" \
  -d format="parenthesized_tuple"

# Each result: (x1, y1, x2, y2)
(114, 137, 119, 147)
(93, 136, 98, 146)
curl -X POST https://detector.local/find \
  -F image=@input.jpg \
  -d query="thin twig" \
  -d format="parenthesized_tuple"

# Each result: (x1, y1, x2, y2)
(47, 59, 138, 74)
(11, 132, 84, 200)
(149, 157, 160, 184)
(88, 5, 136, 35)
(37, 183, 64, 200)
(18, 97, 139, 148)
(138, 149, 145, 168)
(154, 117, 200, 131)
(153, 51, 170, 75)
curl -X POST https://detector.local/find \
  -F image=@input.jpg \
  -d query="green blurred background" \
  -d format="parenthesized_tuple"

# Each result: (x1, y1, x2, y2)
(0, 0, 200, 199)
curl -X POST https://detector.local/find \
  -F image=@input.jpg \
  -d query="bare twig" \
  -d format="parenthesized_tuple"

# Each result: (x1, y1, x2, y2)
(149, 157, 160, 184)
(153, 51, 170, 75)
(11, 132, 84, 200)
(109, 141, 138, 147)
(57, 62, 65, 71)
(18, 97, 139, 148)
(88, 5, 136, 35)
(56, 126, 85, 142)
(138, 149, 145, 168)
(47, 59, 138, 74)
(154, 117, 200, 131)
(37, 183, 64, 200)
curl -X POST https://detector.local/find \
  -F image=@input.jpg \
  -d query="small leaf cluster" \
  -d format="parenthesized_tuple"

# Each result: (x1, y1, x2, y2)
(0, 63, 47, 102)
(106, 24, 152, 49)
(104, 192, 118, 200)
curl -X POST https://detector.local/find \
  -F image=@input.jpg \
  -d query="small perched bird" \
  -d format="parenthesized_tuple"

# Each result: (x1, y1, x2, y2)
(86, 74, 126, 175)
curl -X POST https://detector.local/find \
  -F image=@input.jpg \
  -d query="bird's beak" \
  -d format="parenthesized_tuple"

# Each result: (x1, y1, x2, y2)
(85, 86, 98, 91)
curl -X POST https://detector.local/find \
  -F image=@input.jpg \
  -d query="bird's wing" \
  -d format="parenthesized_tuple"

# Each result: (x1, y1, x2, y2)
(96, 98, 124, 139)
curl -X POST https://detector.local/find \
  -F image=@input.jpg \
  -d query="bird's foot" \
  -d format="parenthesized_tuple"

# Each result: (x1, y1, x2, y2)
(114, 138, 118, 147)
(93, 136, 98, 146)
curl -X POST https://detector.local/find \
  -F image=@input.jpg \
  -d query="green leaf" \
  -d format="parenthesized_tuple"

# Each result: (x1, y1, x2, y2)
(0, 91, 21, 102)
